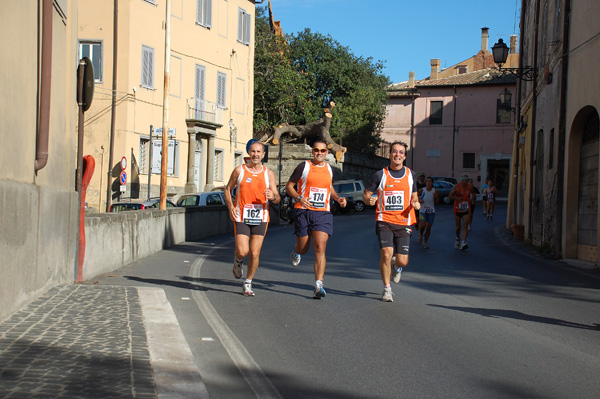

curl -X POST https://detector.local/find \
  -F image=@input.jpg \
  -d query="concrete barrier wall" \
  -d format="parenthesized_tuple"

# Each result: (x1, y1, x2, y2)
(82, 206, 233, 281)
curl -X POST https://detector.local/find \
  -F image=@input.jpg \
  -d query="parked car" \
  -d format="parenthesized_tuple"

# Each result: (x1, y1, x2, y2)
(109, 197, 176, 212)
(176, 191, 226, 207)
(332, 180, 367, 212)
(431, 176, 458, 185)
(330, 194, 355, 215)
(432, 180, 454, 204)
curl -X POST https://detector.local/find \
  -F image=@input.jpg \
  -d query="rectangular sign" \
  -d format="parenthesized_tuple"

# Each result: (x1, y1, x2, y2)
(152, 139, 175, 175)
(120, 185, 126, 193)
(154, 127, 176, 136)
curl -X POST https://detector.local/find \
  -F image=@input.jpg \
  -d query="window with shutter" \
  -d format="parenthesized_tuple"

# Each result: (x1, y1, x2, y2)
(237, 8, 251, 45)
(197, 0, 212, 28)
(195, 64, 206, 118)
(141, 45, 154, 89)
(217, 72, 227, 108)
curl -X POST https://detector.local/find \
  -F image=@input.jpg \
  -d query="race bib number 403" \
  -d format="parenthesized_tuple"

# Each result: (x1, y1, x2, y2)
(384, 191, 404, 211)
(243, 204, 264, 225)
(309, 187, 327, 209)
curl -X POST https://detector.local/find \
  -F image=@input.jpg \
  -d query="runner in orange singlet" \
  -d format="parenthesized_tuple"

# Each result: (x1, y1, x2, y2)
(286, 140, 346, 299)
(448, 174, 476, 251)
(224, 142, 279, 296)
(363, 141, 420, 302)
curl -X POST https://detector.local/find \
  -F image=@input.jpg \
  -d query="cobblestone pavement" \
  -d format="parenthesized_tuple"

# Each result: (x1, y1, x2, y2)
(0, 285, 156, 398)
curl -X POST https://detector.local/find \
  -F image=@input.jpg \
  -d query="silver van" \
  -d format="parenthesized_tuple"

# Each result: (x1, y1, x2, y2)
(332, 180, 366, 212)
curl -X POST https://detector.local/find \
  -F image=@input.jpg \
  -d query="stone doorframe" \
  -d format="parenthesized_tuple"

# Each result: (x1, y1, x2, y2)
(186, 119, 222, 193)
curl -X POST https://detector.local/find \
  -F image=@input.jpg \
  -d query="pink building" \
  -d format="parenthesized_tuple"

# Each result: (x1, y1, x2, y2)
(383, 68, 517, 197)
(382, 28, 519, 196)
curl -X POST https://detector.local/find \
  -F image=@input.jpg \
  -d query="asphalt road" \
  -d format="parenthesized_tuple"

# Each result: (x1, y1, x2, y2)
(95, 204, 600, 399)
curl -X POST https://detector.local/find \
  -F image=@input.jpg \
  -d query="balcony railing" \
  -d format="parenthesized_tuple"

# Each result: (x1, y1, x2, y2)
(186, 98, 223, 124)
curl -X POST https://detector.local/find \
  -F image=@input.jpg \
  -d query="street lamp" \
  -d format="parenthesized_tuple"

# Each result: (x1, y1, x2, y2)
(492, 38, 537, 81)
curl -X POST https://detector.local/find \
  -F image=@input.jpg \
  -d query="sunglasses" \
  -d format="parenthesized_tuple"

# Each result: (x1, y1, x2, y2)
(312, 148, 328, 153)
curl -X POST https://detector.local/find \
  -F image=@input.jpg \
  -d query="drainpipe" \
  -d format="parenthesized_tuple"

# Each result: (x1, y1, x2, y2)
(528, 0, 541, 240)
(452, 86, 457, 178)
(556, 0, 571, 255)
(35, 0, 53, 172)
(512, 3, 527, 226)
(410, 96, 415, 169)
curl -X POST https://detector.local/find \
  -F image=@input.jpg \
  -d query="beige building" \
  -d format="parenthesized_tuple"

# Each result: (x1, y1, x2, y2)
(78, 0, 257, 211)
(507, 0, 600, 266)
(0, 0, 80, 321)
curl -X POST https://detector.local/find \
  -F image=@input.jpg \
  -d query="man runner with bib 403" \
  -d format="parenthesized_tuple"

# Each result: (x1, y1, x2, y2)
(448, 174, 476, 251)
(286, 140, 346, 299)
(224, 141, 279, 296)
(363, 141, 420, 302)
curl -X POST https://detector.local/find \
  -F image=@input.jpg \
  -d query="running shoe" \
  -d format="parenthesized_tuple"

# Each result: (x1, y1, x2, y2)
(417, 234, 422, 244)
(232, 257, 243, 279)
(313, 283, 326, 299)
(460, 241, 468, 251)
(382, 287, 394, 302)
(290, 250, 301, 267)
(391, 267, 402, 284)
(423, 242, 429, 249)
(454, 238, 460, 248)
(242, 282, 255, 296)
(468, 224, 472, 231)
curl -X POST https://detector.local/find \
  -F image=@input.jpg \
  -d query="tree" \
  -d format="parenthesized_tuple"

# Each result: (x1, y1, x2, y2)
(253, 9, 390, 155)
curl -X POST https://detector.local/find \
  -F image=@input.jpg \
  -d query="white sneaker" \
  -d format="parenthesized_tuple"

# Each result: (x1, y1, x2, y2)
(382, 287, 394, 302)
(290, 250, 301, 267)
(313, 282, 326, 299)
(468, 224, 472, 231)
(417, 234, 422, 244)
(454, 239, 460, 249)
(423, 242, 429, 249)
(242, 282, 255, 296)
(460, 241, 468, 251)
(391, 267, 402, 284)
(232, 257, 243, 279)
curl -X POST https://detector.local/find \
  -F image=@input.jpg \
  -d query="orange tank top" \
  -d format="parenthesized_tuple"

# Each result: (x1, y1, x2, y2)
(235, 164, 270, 224)
(375, 167, 417, 225)
(294, 161, 333, 212)
(453, 184, 473, 214)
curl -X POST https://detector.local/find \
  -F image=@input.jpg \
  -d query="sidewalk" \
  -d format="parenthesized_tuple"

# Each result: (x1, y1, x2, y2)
(0, 284, 207, 399)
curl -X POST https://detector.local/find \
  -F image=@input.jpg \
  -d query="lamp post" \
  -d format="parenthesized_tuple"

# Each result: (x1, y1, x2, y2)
(492, 38, 537, 81)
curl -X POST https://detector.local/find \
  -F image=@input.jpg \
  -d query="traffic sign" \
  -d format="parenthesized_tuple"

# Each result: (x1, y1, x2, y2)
(119, 171, 127, 185)
(121, 157, 127, 170)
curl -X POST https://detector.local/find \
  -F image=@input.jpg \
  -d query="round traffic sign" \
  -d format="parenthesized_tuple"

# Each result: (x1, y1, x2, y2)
(121, 157, 127, 170)
(119, 171, 127, 185)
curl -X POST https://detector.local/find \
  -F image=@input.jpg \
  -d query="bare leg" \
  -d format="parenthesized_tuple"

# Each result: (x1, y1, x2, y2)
(246, 235, 265, 280)
(311, 231, 329, 281)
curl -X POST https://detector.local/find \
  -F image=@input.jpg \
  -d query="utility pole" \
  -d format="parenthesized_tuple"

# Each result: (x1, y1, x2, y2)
(106, 0, 118, 212)
(160, 0, 172, 210)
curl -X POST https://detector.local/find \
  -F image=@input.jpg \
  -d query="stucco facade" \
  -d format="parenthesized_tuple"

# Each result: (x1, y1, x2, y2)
(508, 0, 600, 265)
(0, 0, 80, 321)
(78, 0, 256, 212)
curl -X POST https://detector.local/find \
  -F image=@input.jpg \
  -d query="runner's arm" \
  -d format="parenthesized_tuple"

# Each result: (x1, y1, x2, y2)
(266, 169, 280, 204)
(224, 166, 241, 221)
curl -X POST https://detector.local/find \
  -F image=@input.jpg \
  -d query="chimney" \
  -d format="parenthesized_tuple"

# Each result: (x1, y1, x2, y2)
(481, 27, 489, 52)
(510, 34, 518, 53)
(408, 71, 415, 88)
(430, 59, 440, 80)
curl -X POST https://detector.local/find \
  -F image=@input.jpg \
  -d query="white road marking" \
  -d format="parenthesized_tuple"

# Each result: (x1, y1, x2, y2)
(190, 247, 283, 399)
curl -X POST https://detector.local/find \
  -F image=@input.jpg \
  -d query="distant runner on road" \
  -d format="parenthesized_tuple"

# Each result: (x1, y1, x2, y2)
(448, 175, 476, 251)
(417, 176, 439, 249)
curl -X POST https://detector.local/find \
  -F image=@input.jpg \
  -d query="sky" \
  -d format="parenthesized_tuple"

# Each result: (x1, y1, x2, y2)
(265, 0, 521, 84)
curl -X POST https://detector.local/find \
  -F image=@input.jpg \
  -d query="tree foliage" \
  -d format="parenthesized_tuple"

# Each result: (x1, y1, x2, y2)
(253, 8, 390, 155)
